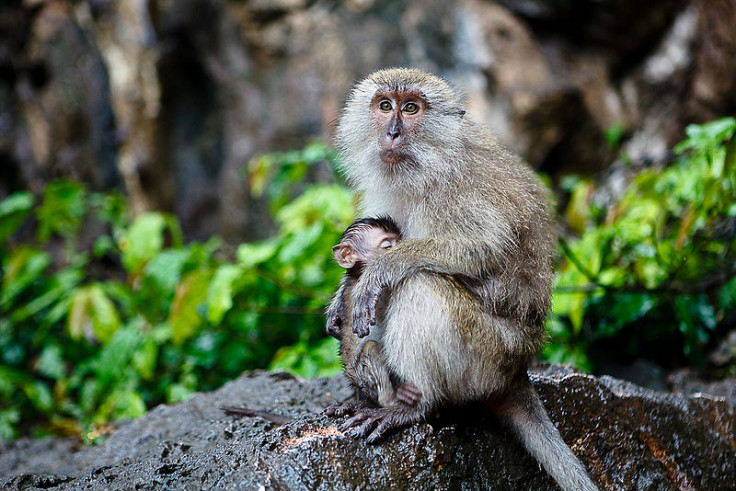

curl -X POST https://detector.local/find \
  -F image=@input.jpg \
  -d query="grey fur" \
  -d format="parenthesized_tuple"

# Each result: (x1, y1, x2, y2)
(330, 68, 597, 490)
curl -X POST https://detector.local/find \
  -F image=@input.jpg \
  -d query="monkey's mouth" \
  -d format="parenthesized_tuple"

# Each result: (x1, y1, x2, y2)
(379, 150, 408, 165)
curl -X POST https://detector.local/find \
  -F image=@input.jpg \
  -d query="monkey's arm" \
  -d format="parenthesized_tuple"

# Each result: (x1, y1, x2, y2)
(351, 237, 508, 337)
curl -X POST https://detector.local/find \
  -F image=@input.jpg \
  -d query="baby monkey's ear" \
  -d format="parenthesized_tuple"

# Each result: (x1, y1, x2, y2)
(333, 244, 357, 269)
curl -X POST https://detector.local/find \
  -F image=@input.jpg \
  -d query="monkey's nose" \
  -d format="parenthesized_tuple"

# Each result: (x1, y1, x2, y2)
(387, 128, 400, 140)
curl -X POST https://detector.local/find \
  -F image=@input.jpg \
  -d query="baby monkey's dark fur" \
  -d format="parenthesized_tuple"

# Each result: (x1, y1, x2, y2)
(326, 216, 422, 411)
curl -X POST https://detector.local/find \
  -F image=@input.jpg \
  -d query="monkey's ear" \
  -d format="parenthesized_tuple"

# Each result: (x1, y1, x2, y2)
(333, 244, 357, 268)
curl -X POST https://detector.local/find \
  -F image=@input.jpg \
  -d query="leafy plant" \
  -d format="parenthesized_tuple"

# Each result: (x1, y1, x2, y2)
(0, 142, 353, 441)
(550, 117, 736, 369)
(5, 120, 735, 441)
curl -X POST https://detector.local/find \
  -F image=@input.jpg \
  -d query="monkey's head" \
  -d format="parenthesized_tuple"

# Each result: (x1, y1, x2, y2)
(333, 216, 402, 272)
(336, 68, 467, 190)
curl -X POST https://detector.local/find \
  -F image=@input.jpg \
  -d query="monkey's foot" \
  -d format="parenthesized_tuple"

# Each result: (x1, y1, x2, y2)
(341, 405, 426, 443)
(395, 382, 422, 407)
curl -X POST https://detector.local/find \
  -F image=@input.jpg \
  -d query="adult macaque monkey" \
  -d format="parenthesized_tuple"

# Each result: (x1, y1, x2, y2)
(327, 216, 422, 410)
(330, 68, 597, 491)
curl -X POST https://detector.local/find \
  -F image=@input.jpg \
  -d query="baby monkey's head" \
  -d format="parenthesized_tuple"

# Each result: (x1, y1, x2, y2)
(333, 216, 402, 272)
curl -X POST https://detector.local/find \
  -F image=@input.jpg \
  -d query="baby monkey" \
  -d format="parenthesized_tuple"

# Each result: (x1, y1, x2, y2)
(326, 217, 422, 410)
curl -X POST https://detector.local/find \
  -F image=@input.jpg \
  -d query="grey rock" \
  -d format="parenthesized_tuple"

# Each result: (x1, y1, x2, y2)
(2, 366, 734, 490)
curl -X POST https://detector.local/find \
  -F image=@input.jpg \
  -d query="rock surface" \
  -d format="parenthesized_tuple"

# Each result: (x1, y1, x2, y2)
(1, 365, 734, 490)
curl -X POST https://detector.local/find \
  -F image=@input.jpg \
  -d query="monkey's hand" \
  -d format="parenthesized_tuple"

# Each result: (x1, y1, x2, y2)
(351, 276, 384, 338)
(326, 281, 350, 340)
(325, 302, 344, 340)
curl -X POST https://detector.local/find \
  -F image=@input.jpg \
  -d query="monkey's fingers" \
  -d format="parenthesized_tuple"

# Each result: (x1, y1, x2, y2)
(365, 418, 395, 444)
(366, 406, 426, 443)
(340, 406, 382, 429)
(352, 292, 379, 338)
(324, 401, 356, 418)
(325, 313, 343, 339)
(340, 411, 370, 430)
(345, 412, 383, 439)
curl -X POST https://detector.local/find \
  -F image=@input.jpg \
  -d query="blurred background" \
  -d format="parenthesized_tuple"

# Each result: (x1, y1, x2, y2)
(1, 0, 735, 441)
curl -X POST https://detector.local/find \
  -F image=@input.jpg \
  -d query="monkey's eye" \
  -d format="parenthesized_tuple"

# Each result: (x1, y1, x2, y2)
(379, 239, 394, 249)
(403, 102, 419, 114)
(378, 100, 392, 112)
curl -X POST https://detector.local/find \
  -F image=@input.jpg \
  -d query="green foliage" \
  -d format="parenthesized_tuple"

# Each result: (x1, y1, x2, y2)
(550, 117, 736, 369)
(248, 141, 341, 213)
(0, 142, 353, 441)
(7, 121, 734, 440)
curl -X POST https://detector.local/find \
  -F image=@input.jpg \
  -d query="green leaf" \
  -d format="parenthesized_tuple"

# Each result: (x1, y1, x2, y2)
(237, 241, 277, 268)
(719, 276, 736, 312)
(597, 267, 626, 287)
(166, 383, 194, 404)
(168, 269, 212, 345)
(96, 388, 146, 422)
(0, 408, 20, 441)
(132, 336, 158, 381)
(24, 381, 53, 411)
(206, 264, 242, 324)
(119, 212, 167, 273)
(674, 295, 713, 365)
(67, 285, 121, 344)
(89, 324, 143, 387)
(80, 379, 101, 412)
(541, 343, 591, 372)
(0, 191, 34, 243)
(12, 268, 83, 324)
(309, 337, 342, 377)
(143, 249, 190, 294)
(1, 246, 51, 307)
(269, 343, 305, 374)
(113, 390, 146, 420)
(275, 184, 355, 233)
(36, 345, 66, 380)
(268, 337, 342, 378)
(36, 180, 86, 242)
(565, 179, 593, 234)
(278, 222, 324, 263)
(604, 122, 625, 149)
(602, 293, 656, 334)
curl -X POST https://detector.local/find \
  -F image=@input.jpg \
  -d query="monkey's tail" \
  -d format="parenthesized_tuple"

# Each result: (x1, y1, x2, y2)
(491, 374, 599, 491)
(221, 406, 292, 425)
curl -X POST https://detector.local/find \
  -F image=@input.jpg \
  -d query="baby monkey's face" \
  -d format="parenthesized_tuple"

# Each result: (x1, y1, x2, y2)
(362, 227, 400, 258)
(333, 222, 401, 270)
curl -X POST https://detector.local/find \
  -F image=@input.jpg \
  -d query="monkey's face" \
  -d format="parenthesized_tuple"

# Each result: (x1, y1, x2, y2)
(336, 68, 467, 192)
(370, 90, 427, 166)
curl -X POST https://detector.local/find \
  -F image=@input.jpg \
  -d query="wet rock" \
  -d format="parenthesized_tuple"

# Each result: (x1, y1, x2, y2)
(1, 366, 734, 490)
